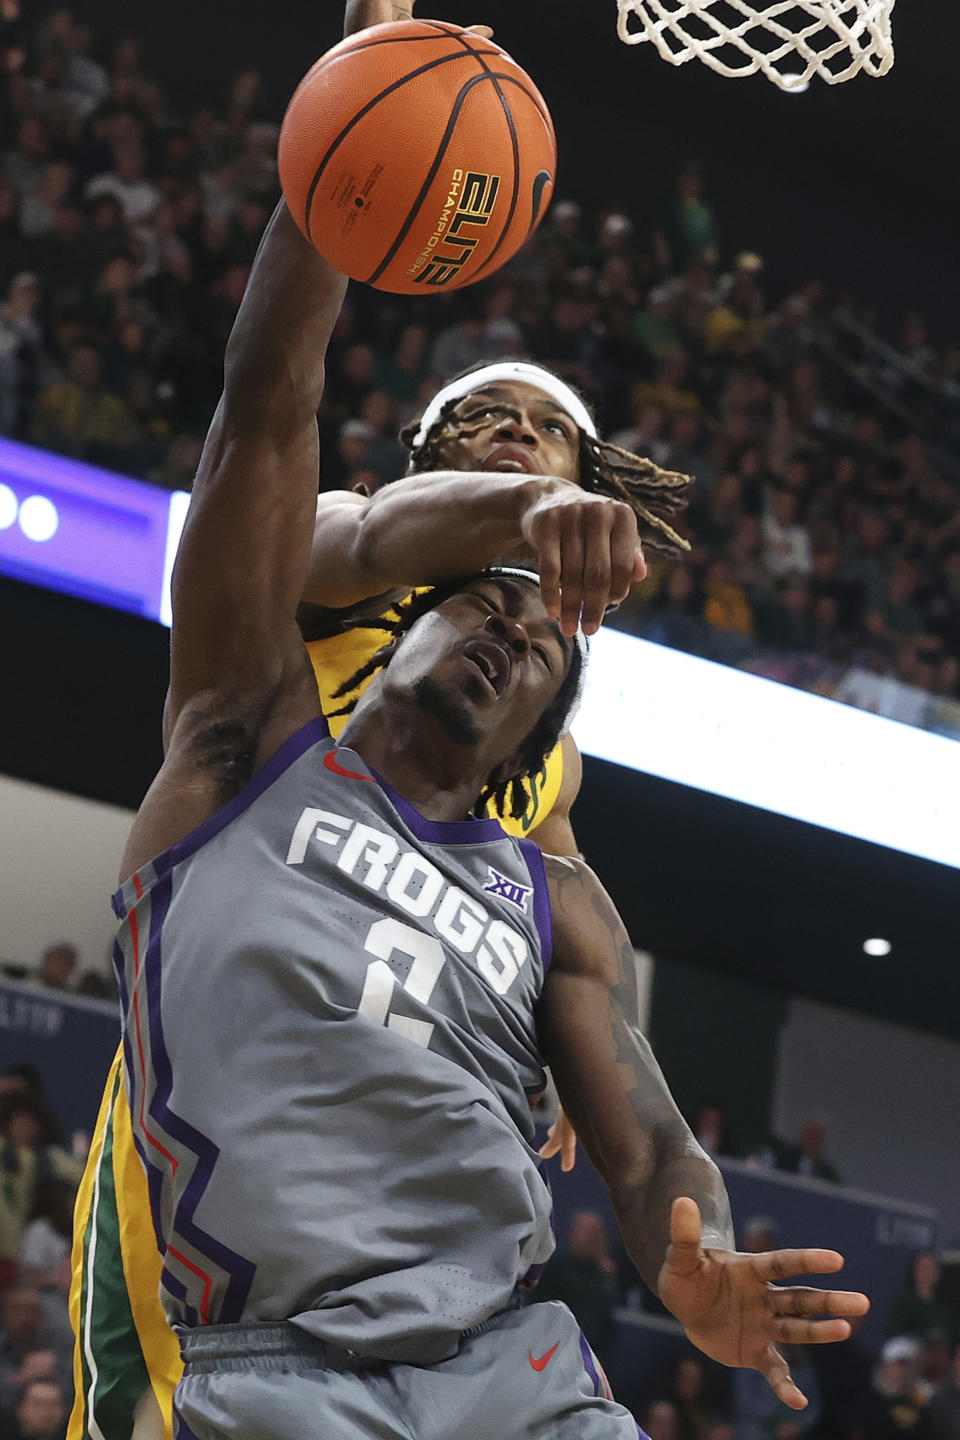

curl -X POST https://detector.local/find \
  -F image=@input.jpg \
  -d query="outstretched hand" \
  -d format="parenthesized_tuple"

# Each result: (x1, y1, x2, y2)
(658, 1198, 869, 1410)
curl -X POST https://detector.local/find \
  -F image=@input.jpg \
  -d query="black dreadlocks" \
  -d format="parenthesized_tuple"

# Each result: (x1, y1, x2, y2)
(398, 365, 693, 556)
(327, 581, 584, 821)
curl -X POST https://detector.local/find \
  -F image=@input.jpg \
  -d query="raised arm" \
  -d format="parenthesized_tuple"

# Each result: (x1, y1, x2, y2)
(128, 0, 408, 876)
(303, 476, 647, 636)
(166, 202, 347, 733)
(168, 0, 413, 731)
(539, 856, 869, 1408)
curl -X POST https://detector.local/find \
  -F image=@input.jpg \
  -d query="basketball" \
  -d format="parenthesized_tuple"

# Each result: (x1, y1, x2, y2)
(277, 20, 556, 294)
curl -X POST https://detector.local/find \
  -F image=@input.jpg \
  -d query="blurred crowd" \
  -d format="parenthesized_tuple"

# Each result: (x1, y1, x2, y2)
(3, 1052, 960, 1439)
(539, 1206, 960, 1440)
(0, 1068, 80, 1440)
(2, 7, 960, 1434)
(0, 941, 111, 999)
(3, 4, 960, 734)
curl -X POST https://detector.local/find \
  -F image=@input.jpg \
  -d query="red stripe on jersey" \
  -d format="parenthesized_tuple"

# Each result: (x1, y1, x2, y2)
(130, 872, 180, 1177)
(168, 1244, 214, 1325)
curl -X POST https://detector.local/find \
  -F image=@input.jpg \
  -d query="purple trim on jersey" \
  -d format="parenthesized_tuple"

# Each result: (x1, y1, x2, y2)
(118, 983, 158, 1247)
(141, 870, 257, 1323)
(139, 1143, 164, 1250)
(579, 1332, 603, 1397)
(111, 715, 331, 910)
(112, 938, 129, 1016)
(162, 1268, 186, 1301)
(368, 762, 507, 846)
(162, 1268, 195, 1330)
(521, 1260, 547, 1289)
(517, 839, 553, 973)
(173, 1409, 201, 1440)
(115, 927, 168, 1254)
(637, 1426, 651, 1439)
(127, 1016, 170, 1258)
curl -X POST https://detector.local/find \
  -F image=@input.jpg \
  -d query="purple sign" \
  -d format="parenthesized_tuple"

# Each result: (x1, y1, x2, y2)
(0, 437, 185, 621)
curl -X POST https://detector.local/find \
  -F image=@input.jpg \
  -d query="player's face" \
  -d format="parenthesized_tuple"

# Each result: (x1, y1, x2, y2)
(387, 576, 573, 762)
(437, 380, 582, 483)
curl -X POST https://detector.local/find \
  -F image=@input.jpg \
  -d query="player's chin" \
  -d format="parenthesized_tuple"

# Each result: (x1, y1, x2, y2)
(412, 673, 484, 748)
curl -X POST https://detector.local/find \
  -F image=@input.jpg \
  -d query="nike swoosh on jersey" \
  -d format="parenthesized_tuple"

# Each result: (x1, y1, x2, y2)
(528, 1342, 560, 1372)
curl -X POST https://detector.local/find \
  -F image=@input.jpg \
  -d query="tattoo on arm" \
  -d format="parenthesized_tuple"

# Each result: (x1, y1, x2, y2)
(543, 860, 735, 1291)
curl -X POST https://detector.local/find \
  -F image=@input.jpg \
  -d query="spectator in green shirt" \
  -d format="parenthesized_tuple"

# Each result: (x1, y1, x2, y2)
(29, 343, 137, 461)
(888, 1252, 956, 1344)
(535, 1209, 618, 1369)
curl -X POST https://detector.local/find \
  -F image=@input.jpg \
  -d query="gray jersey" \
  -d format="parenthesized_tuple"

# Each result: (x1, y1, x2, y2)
(112, 716, 555, 1364)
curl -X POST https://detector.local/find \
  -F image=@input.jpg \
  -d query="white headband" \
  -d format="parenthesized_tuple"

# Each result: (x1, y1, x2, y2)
(412, 362, 597, 450)
(480, 565, 588, 737)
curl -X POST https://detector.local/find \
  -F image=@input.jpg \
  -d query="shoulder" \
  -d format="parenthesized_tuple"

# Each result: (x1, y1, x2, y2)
(542, 854, 625, 979)
(542, 850, 589, 892)
(542, 850, 619, 900)
(542, 853, 616, 925)
(554, 733, 582, 811)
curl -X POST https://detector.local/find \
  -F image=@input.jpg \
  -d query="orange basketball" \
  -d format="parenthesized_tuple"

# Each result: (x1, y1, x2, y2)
(278, 20, 556, 294)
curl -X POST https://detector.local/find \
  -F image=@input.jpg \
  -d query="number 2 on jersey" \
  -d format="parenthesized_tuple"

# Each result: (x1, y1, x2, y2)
(358, 917, 445, 1048)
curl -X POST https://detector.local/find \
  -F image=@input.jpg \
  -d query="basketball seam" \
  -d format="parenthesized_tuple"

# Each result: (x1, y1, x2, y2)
(469, 78, 555, 281)
(447, 33, 521, 288)
(337, 29, 466, 53)
(299, 48, 501, 245)
(364, 69, 501, 287)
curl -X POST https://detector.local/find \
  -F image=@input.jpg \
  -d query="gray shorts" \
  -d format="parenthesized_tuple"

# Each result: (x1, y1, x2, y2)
(174, 1301, 645, 1440)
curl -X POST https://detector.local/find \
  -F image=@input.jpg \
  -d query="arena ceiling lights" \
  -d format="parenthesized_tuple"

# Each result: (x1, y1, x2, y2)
(572, 627, 960, 872)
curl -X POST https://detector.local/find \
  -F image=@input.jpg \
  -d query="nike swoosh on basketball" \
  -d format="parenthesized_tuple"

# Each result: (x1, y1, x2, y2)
(528, 1342, 559, 1372)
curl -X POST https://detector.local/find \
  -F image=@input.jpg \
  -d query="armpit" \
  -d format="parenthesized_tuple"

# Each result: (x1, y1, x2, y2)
(297, 588, 412, 641)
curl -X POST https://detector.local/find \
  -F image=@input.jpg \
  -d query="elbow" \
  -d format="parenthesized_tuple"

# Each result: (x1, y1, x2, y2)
(604, 1139, 658, 1215)
(351, 503, 384, 578)
(223, 349, 326, 433)
(607, 1122, 707, 1213)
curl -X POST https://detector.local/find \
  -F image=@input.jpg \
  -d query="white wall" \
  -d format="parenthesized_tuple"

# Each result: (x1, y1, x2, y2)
(0, 774, 134, 977)
(773, 996, 960, 1242)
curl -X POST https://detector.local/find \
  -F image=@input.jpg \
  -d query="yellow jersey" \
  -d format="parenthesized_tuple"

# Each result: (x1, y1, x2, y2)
(68, 622, 565, 1440)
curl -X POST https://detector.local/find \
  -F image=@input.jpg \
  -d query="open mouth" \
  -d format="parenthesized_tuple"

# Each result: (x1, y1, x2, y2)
(462, 637, 512, 697)
(480, 444, 541, 475)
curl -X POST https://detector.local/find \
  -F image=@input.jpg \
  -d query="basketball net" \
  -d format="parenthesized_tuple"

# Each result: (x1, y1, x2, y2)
(616, 0, 895, 88)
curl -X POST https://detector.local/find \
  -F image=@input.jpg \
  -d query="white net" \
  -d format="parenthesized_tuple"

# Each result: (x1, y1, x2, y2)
(616, 0, 895, 88)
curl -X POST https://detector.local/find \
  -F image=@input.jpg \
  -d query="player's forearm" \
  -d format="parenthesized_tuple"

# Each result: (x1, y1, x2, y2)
(611, 1129, 735, 1294)
(222, 201, 347, 431)
(541, 861, 736, 1297)
(557, 1022, 735, 1294)
(311, 471, 566, 602)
